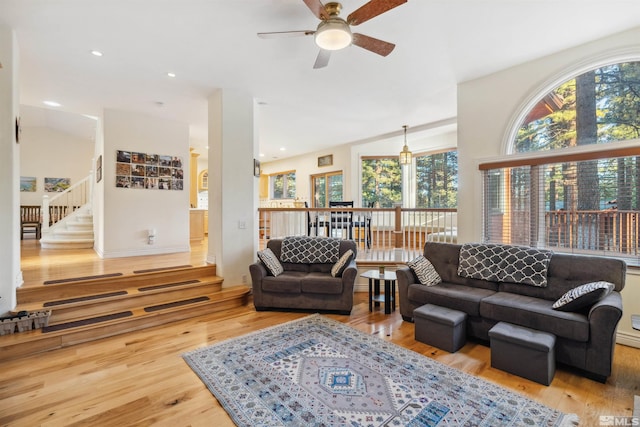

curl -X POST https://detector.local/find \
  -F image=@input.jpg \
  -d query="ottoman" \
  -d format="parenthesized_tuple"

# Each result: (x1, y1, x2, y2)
(488, 322, 556, 386)
(413, 304, 466, 353)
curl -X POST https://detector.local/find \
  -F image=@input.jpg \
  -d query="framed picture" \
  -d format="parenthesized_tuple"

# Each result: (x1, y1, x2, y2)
(254, 159, 261, 177)
(318, 154, 333, 167)
(20, 176, 36, 192)
(96, 155, 103, 183)
(44, 177, 70, 192)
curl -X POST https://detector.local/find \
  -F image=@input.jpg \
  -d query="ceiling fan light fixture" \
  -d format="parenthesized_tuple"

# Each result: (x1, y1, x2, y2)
(314, 19, 352, 51)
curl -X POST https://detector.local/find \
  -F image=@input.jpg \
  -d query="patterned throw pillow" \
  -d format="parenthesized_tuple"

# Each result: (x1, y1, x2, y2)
(257, 248, 284, 277)
(331, 249, 354, 277)
(498, 245, 553, 287)
(457, 243, 503, 282)
(407, 255, 442, 286)
(552, 281, 615, 312)
(281, 236, 340, 264)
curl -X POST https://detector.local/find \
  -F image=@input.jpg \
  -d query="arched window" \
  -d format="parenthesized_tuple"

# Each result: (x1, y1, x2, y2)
(482, 61, 640, 264)
(516, 62, 640, 152)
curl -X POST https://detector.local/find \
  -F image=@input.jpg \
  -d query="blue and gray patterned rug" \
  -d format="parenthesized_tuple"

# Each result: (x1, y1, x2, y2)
(182, 314, 578, 426)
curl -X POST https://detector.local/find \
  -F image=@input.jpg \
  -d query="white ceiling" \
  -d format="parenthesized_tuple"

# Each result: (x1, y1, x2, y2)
(3, 0, 640, 161)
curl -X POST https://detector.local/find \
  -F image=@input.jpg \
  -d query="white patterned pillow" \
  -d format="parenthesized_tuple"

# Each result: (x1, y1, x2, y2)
(457, 243, 503, 282)
(281, 236, 340, 264)
(552, 281, 614, 312)
(498, 245, 553, 287)
(331, 249, 354, 277)
(257, 248, 284, 277)
(407, 255, 442, 286)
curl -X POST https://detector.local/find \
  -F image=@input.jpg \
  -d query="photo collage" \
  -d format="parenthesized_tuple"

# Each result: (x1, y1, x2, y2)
(116, 150, 184, 190)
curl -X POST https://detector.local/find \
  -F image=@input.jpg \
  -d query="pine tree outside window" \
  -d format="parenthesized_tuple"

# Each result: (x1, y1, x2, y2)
(483, 61, 640, 264)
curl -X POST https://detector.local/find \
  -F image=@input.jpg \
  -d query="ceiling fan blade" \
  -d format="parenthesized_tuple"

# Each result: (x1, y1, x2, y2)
(352, 33, 395, 56)
(347, 0, 407, 26)
(313, 49, 331, 69)
(258, 30, 315, 39)
(303, 0, 330, 20)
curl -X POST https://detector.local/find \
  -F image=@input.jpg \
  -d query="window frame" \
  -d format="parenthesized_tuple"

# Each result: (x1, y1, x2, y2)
(269, 170, 296, 200)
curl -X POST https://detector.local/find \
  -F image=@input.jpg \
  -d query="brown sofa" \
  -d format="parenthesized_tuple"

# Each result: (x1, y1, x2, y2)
(250, 238, 357, 314)
(397, 241, 626, 382)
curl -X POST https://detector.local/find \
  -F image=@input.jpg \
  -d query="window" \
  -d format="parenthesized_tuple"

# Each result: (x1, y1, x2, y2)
(270, 171, 296, 199)
(311, 172, 343, 207)
(484, 60, 640, 264)
(415, 150, 458, 208)
(361, 157, 401, 207)
(516, 62, 640, 152)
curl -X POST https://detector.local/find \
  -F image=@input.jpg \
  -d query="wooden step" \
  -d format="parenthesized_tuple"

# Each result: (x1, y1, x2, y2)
(0, 286, 250, 361)
(17, 265, 218, 304)
(1, 265, 250, 362)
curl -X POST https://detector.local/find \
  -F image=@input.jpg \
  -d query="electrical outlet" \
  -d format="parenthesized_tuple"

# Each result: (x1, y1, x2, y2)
(241, 274, 247, 284)
(238, 221, 246, 229)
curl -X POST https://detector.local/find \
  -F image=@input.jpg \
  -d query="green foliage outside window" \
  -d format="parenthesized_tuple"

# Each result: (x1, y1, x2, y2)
(361, 158, 401, 207)
(271, 172, 296, 199)
(415, 151, 458, 208)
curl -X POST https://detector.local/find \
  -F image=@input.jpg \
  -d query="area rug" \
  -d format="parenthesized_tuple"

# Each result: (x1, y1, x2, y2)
(183, 314, 578, 426)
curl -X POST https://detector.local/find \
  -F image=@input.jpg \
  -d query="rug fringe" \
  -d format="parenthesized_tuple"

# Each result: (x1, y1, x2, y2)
(559, 413, 580, 426)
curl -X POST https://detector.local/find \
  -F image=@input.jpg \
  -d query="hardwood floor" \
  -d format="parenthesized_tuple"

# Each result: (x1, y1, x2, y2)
(2, 238, 638, 426)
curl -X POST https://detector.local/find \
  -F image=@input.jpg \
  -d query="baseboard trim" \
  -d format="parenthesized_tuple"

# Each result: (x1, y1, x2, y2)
(101, 245, 191, 259)
(616, 330, 640, 349)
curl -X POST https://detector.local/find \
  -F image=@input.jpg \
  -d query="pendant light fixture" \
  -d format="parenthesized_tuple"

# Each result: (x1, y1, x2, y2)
(399, 125, 412, 165)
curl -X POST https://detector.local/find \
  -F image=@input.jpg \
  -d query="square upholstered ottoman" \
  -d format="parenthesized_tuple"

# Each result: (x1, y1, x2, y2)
(413, 304, 467, 353)
(489, 321, 556, 386)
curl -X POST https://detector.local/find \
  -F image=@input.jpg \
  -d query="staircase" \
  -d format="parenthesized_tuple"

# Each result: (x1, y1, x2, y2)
(0, 265, 251, 361)
(40, 208, 94, 249)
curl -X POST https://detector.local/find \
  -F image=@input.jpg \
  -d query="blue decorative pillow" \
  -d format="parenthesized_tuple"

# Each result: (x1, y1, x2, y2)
(257, 248, 283, 277)
(552, 281, 614, 312)
(408, 255, 441, 286)
(331, 249, 354, 277)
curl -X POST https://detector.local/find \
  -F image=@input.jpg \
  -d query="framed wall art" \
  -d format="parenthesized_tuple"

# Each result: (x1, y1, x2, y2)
(318, 154, 333, 167)
(115, 149, 184, 190)
(254, 159, 261, 177)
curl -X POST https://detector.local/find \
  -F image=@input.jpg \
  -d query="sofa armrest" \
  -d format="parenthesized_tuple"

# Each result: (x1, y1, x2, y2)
(585, 291, 623, 379)
(341, 260, 358, 295)
(396, 266, 417, 320)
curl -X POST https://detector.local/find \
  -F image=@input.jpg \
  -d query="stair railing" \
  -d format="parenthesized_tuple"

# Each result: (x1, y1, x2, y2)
(42, 172, 93, 233)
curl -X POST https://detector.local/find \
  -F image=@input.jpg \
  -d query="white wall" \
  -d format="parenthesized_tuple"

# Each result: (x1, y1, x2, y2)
(19, 127, 94, 205)
(0, 23, 20, 314)
(208, 89, 257, 287)
(457, 26, 640, 345)
(100, 109, 190, 258)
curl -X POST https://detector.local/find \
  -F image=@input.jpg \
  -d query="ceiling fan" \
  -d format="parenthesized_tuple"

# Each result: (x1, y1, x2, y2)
(257, 0, 407, 69)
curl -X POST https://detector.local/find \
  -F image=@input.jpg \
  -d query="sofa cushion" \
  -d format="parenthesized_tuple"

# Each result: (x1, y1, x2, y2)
(407, 282, 496, 317)
(257, 248, 283, 277)
(407, 255, 441, 286)
(280, 236, 340, 264)
(301, 273, 344, 294)
(331, 249, 354, 277)
(261, 272, 306, 293)
(479, 292, 589, 342)
(498, 245, 552, 287)
(552, 281, 615, 312)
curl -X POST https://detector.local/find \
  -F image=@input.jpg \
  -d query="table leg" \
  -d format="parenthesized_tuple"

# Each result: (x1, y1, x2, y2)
(384, 280, 391, 314)
(368, 279, 373, 312)
(374, 279, 381, 308)
(392, 280, 396, 311)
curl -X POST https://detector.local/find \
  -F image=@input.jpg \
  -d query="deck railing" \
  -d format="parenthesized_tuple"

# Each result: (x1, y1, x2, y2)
(258, 206, 457, 263)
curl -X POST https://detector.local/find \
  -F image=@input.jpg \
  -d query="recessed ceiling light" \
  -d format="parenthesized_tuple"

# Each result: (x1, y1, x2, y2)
(259, 153, 265, 157)
(280, 147, 286, 151)
(167, 72, 176, 78)
(43, 100, 61, 107)
(91, 50, 103, 57)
